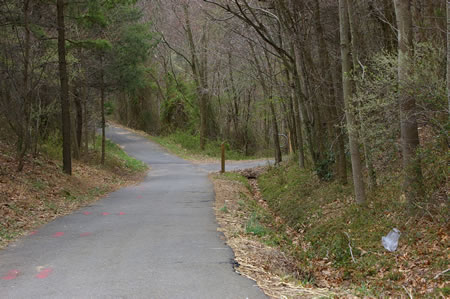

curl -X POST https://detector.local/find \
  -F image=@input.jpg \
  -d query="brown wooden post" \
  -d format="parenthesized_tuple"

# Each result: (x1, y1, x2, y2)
(221, 142, 225, 173)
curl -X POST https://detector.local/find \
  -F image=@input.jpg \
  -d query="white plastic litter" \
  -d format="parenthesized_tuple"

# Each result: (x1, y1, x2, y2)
(382, 228, 401, 252)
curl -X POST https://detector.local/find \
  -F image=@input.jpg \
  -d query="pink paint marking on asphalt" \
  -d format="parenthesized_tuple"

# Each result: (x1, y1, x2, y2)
(119, 212, 126, 215)
(36, 268, 53, 279)
(29, 231, 37, 236)
(1, 270, 19, 280)
(137, 195, 143, 199)
(80, 232, 92, 237)
(83, 211, 92, 215)
(102, 212, 110, 216)
(52, 232, 64, 237)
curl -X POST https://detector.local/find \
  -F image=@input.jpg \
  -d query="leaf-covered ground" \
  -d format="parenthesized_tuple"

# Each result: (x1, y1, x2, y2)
(211, 166, 448, 297)
(210, 172, 349, 298)
(256, 161, 449, 298)
(0, 140, 147, 249)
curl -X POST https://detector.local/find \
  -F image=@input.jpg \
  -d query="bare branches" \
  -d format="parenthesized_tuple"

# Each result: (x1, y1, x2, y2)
(203, 0, 293, 62)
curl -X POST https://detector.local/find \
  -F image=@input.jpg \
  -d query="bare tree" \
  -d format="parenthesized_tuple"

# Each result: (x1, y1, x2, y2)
(339, 0, 366, 204)
(57, 0, 72, 175)
(394, 0, 423, 203)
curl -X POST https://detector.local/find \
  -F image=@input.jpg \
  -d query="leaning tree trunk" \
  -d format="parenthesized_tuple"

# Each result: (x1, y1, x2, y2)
(339, 0, 366, 204)
(394, 0, 423, 204)
(57, 0, 72, 175)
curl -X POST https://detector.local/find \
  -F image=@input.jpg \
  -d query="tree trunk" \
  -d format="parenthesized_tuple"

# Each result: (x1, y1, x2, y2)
(447, 0, 450, 115)
(17, 0, 31, 172)
(83, 91, 89, 154)
(313, 0, 347, 183)
(331, 54, 349, 185)
(346, 0, 376, 189)
(394, 0, 424, 204)
(339, 0, 366, 204)
(183, 4, 209, 150)
(249, 43, 282, 164)
(100, 56, 106, 165)
(270, 101, 282, 164)
(383, 0, 397, 51)
(292, 92, 305, 168)
(57, 0, 72, 175)
(74, 89, 83, 154)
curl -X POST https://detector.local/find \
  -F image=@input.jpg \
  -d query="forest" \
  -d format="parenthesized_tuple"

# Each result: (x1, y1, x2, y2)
(0, 0, 448, 297)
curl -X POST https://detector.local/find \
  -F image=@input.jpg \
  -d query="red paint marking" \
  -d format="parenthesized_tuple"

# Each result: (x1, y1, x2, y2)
(83, 211, 92, 215)
(29, 231, 37, 236)
(80, 232, 92, 237)
(137, 195, 143, 199)
(1, 270, 19, 280)
(36, 268, 53, 279)
(52, 232, 64, 237)
(102, 212, 110, 216)
(119, 212, 126, 215)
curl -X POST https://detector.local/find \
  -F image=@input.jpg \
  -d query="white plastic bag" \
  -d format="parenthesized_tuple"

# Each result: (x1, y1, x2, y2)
(382, 228, 401, 252)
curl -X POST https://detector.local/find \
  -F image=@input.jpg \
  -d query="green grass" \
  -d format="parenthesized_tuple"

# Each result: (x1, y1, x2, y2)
(257, 159, 448, 295)
(40, 132, 147, 174)
(93, 137, 148, 173)
(31, 179, 47, 191)
(258, 162, 386, 274)
(40, 132, 63, 160)
(245, 213, 268, 237)
(0, 227, 21, 241)
(220, 172, 252, 190)
(219, 204, 229, 213)
(149, 130, 266, 161)
(221, 172, 291, 247)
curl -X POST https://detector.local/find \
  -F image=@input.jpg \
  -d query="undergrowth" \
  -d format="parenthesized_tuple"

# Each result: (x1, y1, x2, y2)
(257, 160, 448, 297)
(0, 135, 147, 248)
(149, 130, 266, 161)
(40, 133, 147, 174)
(93, 137, 147, 173)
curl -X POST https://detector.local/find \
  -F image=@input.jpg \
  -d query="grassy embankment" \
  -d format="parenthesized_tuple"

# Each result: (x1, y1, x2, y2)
(218, 161, 448, 297)
(149, 130, 270, 161)
(211, 171, 340, 298)
(0, 136, 147, 248)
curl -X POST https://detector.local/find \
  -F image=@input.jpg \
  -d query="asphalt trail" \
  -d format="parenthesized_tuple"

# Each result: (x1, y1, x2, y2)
(0, 126, 268, 298)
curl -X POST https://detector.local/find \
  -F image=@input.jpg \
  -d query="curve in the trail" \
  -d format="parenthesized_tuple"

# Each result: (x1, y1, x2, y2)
(0, 125, 267, 298)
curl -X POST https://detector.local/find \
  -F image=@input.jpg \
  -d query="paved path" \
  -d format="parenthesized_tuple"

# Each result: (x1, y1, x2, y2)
(0, 126, 267, 298)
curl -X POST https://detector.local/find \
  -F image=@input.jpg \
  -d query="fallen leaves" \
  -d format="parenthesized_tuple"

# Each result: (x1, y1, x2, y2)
(0, 141, 145, 249)
(210, 173, 346, 298)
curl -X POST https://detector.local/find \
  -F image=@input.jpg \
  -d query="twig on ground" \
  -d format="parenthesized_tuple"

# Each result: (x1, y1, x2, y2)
(402, 285, 413, 299)
(433, 268, 450, 280)
(412, 202, 435, 221)
(344, 232, 356, 263)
